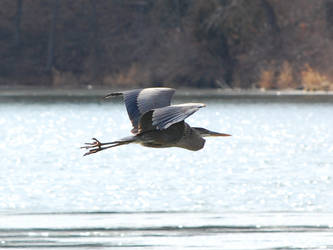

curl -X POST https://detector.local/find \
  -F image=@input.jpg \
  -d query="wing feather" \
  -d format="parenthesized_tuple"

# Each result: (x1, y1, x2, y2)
(152, 103, 205, 130)
(105, 88, 175, 133)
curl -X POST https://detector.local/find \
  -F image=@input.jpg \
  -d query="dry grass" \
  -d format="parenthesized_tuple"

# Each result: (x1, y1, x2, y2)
(276, 61, 297, 89)
(258, 61, 296, 90)
(52, 68, 97, 87)
(102, 63, 151, 87)
(301, 64, 332, 91)
(258, 68, 274, 89)
(52, 68, 79, 87)
(257, 62, 333, 91)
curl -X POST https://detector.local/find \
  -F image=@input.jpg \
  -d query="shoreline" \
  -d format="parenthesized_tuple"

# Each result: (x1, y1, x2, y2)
(1, 86, 333, 98)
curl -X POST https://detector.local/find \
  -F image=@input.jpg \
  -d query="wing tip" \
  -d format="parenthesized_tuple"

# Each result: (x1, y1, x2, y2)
(104, 92, 123, 99)
(174, 103, 206, 108)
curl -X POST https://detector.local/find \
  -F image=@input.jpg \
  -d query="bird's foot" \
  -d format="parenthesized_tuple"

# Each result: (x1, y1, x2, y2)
(81, 138, 103, 156)
(81, 137, 129, 156)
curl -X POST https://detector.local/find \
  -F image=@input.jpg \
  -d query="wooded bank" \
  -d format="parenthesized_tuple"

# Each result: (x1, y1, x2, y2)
(1, 0, 333, 90)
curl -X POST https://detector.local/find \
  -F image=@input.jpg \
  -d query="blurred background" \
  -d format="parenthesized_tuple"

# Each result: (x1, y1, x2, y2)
(1, 0, 333, 90)
(1, 1, 333, 249)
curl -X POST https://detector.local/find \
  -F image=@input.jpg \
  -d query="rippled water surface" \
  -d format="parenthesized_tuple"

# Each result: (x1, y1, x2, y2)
(1, 95, 333, 249)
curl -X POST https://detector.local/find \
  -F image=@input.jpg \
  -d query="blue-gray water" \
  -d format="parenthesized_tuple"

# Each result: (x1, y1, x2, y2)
(1, 95, 333, 249)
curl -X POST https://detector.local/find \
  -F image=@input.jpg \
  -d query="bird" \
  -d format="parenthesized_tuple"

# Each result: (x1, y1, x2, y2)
(81, 87, 230, 156)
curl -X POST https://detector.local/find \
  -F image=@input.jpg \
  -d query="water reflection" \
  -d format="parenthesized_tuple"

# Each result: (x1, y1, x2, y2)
(0, 97, 332, 213)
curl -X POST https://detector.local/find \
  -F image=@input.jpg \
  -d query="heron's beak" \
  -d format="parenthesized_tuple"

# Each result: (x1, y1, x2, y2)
(194, 127, 231, 137)
(206, 131, 231, 137)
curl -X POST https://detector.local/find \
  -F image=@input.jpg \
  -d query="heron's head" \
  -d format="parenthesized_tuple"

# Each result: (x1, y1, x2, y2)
(194, 127, 231, 137)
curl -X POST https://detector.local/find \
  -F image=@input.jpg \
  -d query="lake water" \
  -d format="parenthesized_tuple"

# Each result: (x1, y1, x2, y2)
(0, 94, 333, 249)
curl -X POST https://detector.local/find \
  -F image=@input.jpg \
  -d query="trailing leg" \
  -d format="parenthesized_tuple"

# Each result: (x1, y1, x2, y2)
(81, 137, 136, 156)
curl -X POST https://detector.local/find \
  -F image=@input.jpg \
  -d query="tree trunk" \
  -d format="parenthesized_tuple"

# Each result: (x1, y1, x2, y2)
(46, 0, 59, 71)
(90, 0, 98, 38)
(261, 0, 281, 49)
(261, 0, 280, 33)
(174, 0, 183, 32)
(15, 0, 23, 47)
(89, 0, 100, 81)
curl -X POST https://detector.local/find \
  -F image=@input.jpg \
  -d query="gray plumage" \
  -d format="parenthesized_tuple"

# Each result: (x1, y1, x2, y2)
(106, 88, 175, 133)
(82, 87, 230, 156)
(151, 103, 205, 130)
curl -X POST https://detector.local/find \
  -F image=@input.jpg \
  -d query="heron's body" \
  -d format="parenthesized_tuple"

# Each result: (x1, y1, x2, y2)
(136, 121, 205, 151)
(82, 87, 230, 155)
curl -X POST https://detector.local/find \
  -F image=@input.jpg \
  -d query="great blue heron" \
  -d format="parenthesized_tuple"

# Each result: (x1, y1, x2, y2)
(82, 88, 230, 156)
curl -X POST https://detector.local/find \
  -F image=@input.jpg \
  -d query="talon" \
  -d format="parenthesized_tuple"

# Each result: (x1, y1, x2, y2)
(81, 138, 102, 148)
(91, 138, 102, 148)
(81, 138, 104, 155)
(83, 147, 101, 156)
(83, 151, 93, 156)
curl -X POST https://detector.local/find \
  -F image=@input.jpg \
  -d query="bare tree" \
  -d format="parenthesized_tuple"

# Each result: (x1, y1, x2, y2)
(89, 0, 101, 80)
(174, 0, 183, 32)
(46, 0, 59, 70)
(15, 0, 23, 47)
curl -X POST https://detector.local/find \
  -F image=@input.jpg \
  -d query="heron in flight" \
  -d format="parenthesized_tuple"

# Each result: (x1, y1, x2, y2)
(82, 88, 230, 156)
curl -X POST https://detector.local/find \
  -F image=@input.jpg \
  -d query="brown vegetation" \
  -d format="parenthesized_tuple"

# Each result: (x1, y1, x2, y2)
(0, 0, 332, 89)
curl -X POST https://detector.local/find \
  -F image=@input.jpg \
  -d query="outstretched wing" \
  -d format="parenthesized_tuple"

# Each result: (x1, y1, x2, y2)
(138, 103, 205, 133)
(105, 88, 175, 134)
